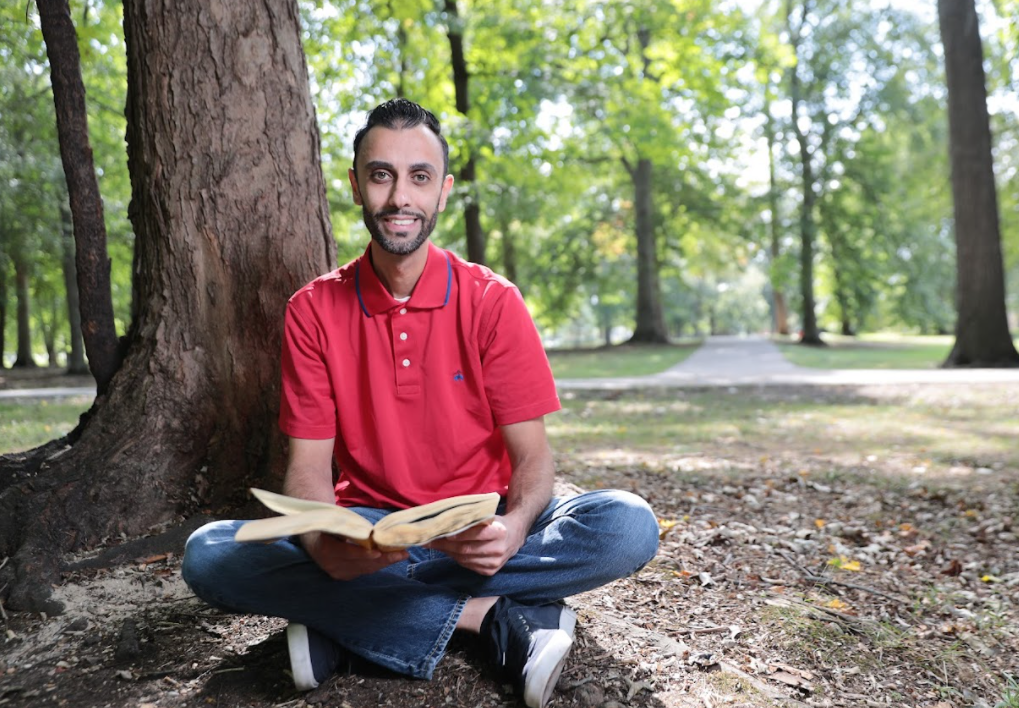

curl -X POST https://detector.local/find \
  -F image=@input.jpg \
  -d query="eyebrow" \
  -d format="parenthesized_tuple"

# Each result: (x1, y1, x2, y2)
(364, 160, 438, 175)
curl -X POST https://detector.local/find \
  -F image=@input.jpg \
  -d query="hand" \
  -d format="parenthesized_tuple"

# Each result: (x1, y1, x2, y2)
(303, 532, 408, 581)
(426, 515, 526, 576)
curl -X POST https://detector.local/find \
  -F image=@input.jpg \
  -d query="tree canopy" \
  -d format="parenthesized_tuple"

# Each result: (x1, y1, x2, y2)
(2, 0, 1018, 360)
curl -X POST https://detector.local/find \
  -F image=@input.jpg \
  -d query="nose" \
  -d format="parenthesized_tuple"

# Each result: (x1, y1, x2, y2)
(387, 176, 411, 208)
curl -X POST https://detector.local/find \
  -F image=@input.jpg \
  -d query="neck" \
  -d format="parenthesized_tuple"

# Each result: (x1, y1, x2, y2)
(369, 241, 429, 299)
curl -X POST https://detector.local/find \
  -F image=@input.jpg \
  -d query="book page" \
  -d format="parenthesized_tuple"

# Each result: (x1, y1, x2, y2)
(372, 492, 500, 548)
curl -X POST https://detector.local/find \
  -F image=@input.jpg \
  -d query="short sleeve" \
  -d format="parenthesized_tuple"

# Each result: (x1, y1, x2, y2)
(279, 299, 337, 439)
(478, 286, 561, 425)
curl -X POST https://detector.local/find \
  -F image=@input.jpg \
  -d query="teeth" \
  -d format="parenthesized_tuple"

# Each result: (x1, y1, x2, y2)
(391, 219, 414, 225)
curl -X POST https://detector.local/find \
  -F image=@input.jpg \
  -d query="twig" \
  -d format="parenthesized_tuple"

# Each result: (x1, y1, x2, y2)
(802, 573, 908, 604)
(775, 549, 908, 604)
(671, 625, 731, 636)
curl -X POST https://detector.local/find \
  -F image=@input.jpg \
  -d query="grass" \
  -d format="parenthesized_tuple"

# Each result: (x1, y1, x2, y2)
(548, 386, 1019, 479)
(546, 342, 699, 379)
(0, 396, 90, 455)
(775, 333, 955, 369)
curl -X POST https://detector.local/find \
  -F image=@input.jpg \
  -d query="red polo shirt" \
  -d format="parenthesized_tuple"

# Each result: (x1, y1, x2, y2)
(279, 242, 561, 509)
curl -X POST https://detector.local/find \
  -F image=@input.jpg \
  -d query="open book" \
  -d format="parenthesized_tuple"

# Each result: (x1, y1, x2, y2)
(234, 488, 501, 550)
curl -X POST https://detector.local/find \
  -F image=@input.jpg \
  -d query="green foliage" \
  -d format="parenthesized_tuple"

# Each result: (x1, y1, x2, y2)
(995, 674, 1019, 708)
(1, 0, 1013, 363)
(0, 0, 132, 365)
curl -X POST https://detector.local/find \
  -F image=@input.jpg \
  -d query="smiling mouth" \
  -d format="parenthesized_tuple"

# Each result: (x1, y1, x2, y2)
(387, 218, 417, 227)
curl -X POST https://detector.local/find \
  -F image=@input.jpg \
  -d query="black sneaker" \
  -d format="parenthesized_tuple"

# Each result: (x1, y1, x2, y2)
(286, 623, 346, 690)
(481, 598, 577, 708)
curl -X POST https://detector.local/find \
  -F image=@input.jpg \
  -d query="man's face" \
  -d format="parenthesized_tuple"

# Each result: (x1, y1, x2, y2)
(348, 125, 454, 256)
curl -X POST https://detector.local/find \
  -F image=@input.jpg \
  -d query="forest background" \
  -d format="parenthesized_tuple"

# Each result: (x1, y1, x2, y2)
(2, 0, 1018, 367)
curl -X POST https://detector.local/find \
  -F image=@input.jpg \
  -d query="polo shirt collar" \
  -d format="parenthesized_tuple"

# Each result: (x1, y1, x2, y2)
(355, 241, 452, 317)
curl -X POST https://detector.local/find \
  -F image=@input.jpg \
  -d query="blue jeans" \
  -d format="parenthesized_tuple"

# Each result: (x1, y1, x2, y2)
(181, 490, 659, 679)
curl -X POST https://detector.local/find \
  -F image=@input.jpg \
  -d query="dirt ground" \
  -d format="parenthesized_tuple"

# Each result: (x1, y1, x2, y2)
(0, 367, 96, 391)
(1, 380, 1018, 708)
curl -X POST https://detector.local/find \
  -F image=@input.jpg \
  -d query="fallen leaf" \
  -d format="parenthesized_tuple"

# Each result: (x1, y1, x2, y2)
(658, 518, 679, 540)
(626, 680, 653, 700)
(768, 670, 814, 691)
(827, 556, 862, 572)
(941, 559, 962, 576)
(903, 540, 931, 557)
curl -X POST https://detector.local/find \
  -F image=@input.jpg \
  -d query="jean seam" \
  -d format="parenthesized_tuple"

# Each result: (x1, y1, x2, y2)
(424, 595, 467, 670)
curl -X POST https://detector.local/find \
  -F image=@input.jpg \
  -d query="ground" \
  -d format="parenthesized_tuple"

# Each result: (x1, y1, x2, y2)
(2, 378, 1018, 708)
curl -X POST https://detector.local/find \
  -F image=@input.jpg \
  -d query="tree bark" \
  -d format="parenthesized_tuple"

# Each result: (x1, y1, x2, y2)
(786, 0, 823, 346)
(499, 216, 519, 287)
(0, 252, 8, 368)
(36, 0, 120, 393)
(764, 98, 790, 336)
(938, 0, 1019, 367)
(13, 255, 36, 368)
(0, 0, 335, 613)
(444, 0, 486, 265)
(628, 157, 668, 343)
(60, 202, 88, 374)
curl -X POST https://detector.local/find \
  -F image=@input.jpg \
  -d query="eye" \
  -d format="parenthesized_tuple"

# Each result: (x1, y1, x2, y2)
(371, 169, 392, 182)
(412, 173, 430, 183)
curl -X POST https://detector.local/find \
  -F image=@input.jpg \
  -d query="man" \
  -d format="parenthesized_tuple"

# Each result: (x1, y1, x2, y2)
(182, 98, 659, 708)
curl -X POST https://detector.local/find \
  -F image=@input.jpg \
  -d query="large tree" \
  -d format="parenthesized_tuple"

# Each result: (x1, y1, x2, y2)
(937, 0, 1019, 366)
(0, 0, 335, 612)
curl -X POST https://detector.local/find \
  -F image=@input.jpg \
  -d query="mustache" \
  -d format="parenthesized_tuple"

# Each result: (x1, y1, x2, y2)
(373, 208, 424, 220)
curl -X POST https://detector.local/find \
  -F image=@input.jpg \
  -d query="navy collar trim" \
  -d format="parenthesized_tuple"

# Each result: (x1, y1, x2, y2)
(354, 251, 452, 318)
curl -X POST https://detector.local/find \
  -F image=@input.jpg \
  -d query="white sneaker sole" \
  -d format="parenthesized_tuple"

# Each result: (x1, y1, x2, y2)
(523, 607, 577, 708)
(286, 623, 319, 690)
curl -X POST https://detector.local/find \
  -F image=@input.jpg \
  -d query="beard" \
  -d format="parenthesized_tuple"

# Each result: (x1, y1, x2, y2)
(363, 201, 441, 256)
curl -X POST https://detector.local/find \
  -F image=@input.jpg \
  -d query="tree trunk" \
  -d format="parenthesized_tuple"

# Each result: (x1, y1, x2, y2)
(37, 0, 121, 393)
(938, 0, 1019, 367)
(13, 255, 36, 368)
(0, 0, 335, 613)
(628, 158, 668, 343)
(499, 216, 519, 287)
(444, 0, 486, 265)
(786, 0, 823, 346)
(43, 295, 59, 367)
(60, 202, 88, 374)
(764, 98, 790, 336)
(0, 253, 7, 368)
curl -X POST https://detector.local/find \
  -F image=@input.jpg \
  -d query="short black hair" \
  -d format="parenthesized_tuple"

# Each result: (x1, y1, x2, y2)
(352, 99, 449, 176)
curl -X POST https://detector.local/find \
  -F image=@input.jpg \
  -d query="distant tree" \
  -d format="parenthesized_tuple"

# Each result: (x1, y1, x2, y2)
(784, 0, 823, 345)
(443, 0, 486, 264)
(37, 0, 120, 390)
(0, 0, 335, 613)
(12, 251, 36, 367)
(937, 0, 1019, 366)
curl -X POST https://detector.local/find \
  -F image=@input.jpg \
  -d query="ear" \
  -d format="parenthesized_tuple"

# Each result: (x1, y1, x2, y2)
(437, 174, 454, 212)
(348, 167, 363, 206)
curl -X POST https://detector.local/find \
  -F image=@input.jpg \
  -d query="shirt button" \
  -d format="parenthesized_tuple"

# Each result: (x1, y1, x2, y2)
(399, 308, 407, 315)
(402, 359, 411, 367)
(400, 332, 408, 341)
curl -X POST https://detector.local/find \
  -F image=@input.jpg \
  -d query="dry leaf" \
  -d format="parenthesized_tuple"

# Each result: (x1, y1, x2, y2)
(769, 670, 814, 691)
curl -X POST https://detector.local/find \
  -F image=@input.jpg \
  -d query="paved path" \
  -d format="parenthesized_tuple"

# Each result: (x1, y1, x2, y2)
(0, 386, 97, 401)
(3, 336, 1019, 400)
(556, 335, 1019, 389)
